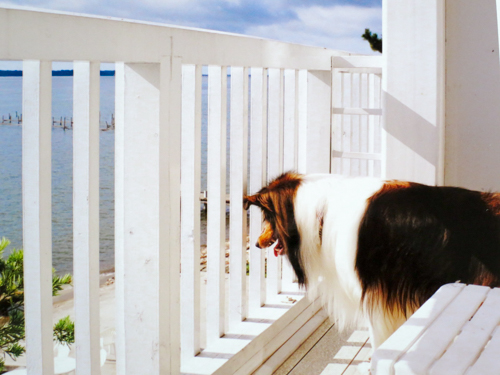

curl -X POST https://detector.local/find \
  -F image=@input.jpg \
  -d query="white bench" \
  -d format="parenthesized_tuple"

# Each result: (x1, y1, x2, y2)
(371, 283, 500, 375)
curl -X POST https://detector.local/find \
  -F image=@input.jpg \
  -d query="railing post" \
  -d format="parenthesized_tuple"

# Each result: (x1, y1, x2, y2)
(73, 60, 101, 375)
(115, 57, 181, 374)
(383, 0, 445, 185)
(22, 59, 54, 375)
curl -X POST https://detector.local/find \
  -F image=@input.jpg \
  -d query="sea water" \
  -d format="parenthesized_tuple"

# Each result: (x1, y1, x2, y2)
(0, 75, 228, 274)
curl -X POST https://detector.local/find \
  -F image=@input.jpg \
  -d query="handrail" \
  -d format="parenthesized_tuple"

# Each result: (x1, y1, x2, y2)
(0, 6, 357, 69)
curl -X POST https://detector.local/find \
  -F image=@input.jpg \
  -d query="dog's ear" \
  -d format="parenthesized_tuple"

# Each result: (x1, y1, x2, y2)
(243, 193, 273, 212)
(243, 194, 260, 210)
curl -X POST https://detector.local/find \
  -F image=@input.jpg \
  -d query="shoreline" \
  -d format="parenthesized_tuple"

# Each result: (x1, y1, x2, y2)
(53, 271, 115, 306)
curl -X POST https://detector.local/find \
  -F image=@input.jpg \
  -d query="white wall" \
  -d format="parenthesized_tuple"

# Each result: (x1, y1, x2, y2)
(383, 0, 445, 185)
(445, 0, 500, 191)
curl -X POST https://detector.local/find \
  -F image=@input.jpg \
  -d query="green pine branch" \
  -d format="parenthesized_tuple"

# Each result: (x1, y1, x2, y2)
(362, 28, 382, 53)
(0, 237, 75, 373)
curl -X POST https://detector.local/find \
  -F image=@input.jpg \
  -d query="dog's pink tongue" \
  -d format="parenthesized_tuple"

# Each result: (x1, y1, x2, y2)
(274, 247, 284, 257)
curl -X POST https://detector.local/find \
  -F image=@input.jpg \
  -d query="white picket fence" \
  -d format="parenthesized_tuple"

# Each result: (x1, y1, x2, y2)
(0, 6, 382, 375)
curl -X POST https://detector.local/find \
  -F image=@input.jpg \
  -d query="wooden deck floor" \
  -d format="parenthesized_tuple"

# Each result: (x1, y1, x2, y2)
(274, 318, 372, 375)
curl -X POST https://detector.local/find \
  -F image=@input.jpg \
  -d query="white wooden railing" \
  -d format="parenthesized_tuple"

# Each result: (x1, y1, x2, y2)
(0, 6, 382, 375)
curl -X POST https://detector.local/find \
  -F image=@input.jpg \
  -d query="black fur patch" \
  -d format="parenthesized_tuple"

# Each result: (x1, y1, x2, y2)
(356, 183, 500, 317)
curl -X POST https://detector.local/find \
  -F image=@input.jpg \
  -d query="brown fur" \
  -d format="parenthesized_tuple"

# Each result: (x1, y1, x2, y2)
(244, 173, 305, 283)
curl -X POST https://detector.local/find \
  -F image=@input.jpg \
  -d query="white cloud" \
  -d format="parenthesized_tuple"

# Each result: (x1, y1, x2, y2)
(246, 5, 381, 54)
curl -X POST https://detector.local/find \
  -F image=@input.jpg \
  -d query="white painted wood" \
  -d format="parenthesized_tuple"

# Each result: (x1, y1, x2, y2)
(350, 73, 361, 176)
(445, 1, 500, 190)
(331, 67, 342, 175)
(332, 56, 382, 69)
(181, 64, 202, 359)
(395, 285, 488, 375)
(359, 74, 369, 176)
(229, 66, 249, 330)
(306, 70, 332, 174)
(331, 108, 382, 116)
(333, 67, 382, 75)
(368, 74, 376, 177)
(72, 60, 101, 375)
(331, 56, 382, 178)
(331, 151, 382, 161)
(207, 65, 227, 345)
(226, 298, 323, 375)
(497, 0, 500, 61)
(267, 68, 283, 297)
(160, 56, 182, 374)
(373, 73, 382, 178)
(342, 73, 352, 175)
(115, 60, 181, 374)
(252, 309, 328, 375)
(383, 0, 445, 184)
(114, 62, 126, 375)
(249, 67, 267, 313)
(370, 283, 465, 375)
(282, 68, 298, 288)
(0, 7, 355, 70)
(283, 69, 298, 172)
(22, 59, 54, 375)
(373, 284, 500, 375)
(430, 288, 500, 375)
(467, 326, 500, 375)
(297, 70, 308, 174)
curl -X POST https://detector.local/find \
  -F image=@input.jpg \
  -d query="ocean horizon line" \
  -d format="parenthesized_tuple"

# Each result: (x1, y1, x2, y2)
(0, 70, 115, 77)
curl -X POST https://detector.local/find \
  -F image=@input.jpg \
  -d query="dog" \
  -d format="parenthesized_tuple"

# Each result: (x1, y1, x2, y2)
(243, 172, 500, 348)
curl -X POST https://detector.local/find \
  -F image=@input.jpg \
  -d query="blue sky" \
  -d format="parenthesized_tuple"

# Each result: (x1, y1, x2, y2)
(0, 0, 382, 69)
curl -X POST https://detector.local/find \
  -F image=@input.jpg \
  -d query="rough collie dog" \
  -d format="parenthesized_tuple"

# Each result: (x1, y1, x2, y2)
(243, 172, 500, 348)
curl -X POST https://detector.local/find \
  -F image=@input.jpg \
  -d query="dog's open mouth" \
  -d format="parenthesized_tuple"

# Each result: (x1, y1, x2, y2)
(274, 239, 284, 257)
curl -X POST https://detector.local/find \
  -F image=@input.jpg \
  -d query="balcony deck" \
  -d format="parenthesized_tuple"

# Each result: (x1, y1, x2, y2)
(275, 320, 371, 375)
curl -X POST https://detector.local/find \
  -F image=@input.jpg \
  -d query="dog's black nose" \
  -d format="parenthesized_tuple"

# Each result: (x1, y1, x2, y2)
(255, 241, 261, 249)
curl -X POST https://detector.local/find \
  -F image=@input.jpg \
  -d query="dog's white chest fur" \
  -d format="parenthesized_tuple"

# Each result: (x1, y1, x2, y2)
(294, 175, 384, 330)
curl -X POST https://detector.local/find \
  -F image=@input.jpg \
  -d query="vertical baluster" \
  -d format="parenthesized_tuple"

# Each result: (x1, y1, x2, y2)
(297, 70, 308, 174)
(115, 57, 181, 374)
(339, 72, 346, 175)
(181, 64, 202, 359)
(331, 68, 340, 174)
(374, 73, 382, 177)
(114, 62, 126, 375)
(282, 69, 298, 290)
(283, 69, 298, 172)
(368, 73, 376, 177)
(360, 73, 368, 176)
(229, 66, 249, 329)
(351, 73, 360, 176)
(267, 68, 283, 298)
(22, 60, 53, 375)
(249, 67, 267, 313)
(73, 61, 101, 375)
(206, 65, 227, 346)
(160, 56, 182, 374)
(342, 73, 352, 175)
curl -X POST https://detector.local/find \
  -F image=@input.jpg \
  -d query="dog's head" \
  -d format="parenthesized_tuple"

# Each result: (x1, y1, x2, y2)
(244, 172, 306, 285)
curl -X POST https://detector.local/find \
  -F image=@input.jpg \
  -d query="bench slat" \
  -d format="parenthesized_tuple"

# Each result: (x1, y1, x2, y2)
(430, 288, 500, 375)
